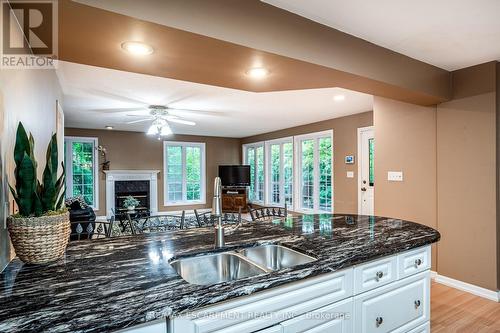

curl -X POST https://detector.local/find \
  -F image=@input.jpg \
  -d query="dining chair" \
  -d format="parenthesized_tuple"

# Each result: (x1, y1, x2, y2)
(131, 211, 186, 234)
(194, 208, 242, 227)
(69, 216, 114, 241)
(248, 203, 287, 222)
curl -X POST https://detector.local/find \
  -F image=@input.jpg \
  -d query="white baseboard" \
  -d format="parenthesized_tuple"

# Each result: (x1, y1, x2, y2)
(431, 272, 499, 302)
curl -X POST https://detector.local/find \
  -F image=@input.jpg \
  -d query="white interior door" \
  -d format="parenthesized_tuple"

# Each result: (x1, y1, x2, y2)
(358, 127, 374, 215)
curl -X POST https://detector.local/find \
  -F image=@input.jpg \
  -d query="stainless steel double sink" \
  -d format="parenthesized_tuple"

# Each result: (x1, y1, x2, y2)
(170, 245, 316, 285)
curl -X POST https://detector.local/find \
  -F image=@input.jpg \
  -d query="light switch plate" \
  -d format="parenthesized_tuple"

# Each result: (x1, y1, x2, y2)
(388, 171, 403, 181)
(346, 171, 354, 178)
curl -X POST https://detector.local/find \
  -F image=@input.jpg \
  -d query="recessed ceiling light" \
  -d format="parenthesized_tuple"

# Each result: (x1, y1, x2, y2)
(246, 67, 270, 79)
(121, 41, 154, 56)
(105, 126, 114, 130)
(333, 95, 345, 102)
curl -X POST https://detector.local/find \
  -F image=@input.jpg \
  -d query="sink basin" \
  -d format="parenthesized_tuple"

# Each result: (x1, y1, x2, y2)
(238, 245, 316, 271)
(170, 252, 267, 285)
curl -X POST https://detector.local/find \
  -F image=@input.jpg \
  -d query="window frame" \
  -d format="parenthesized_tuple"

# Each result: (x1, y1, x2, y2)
(242, 141, 266, 204)
(293, 130, 334, 214)
(64, 136, 99, 210)
(264, 137, 294, 209)
(163, 141, 206, 206)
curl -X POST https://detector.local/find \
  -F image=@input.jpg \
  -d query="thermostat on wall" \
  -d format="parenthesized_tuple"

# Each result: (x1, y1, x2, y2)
(345, 155, 355, 164)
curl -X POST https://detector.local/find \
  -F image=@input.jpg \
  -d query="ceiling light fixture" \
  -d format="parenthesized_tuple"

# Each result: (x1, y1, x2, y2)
(105, 126, 114, 130)
(246, 67, 269, 79)
(147, 118, 172, 140)
(121, 41, 154, 56)
(333, 95, 345, 102)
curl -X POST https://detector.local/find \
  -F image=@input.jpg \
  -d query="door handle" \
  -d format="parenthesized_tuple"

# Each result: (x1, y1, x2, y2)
(361, 187, 367, 192)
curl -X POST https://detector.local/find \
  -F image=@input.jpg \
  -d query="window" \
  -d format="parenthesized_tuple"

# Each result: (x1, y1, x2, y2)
(243, 142, 265, 203)
(266, 138, 293, 208)
(163, 141, 206, 206)
(294, 130, 333, 213)
(64, 137, 99, 209)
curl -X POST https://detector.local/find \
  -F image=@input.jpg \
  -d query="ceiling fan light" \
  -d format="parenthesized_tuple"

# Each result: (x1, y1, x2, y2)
(160, 122, 172, 136)
(147, 124, 159, 135)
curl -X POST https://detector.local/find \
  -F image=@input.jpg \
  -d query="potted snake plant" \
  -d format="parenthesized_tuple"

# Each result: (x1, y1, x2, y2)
(7, 122, 69, 264)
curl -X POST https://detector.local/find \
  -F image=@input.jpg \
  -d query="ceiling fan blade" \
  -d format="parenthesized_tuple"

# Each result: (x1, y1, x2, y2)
(167, 108, 227, 117)
(89, 107, 146, 113)
(126, 118, 152, 124)
(166, 117, 196, 126)
(126, 114, 153, 118)
(77, 88, 150, 106)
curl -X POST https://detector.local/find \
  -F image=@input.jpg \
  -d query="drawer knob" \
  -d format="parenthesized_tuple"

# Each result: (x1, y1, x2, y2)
(414, 300, 421, 309)
(414, 258, 423, 267)
(376, 316, 383, 327)
(375, 271, 384, 281)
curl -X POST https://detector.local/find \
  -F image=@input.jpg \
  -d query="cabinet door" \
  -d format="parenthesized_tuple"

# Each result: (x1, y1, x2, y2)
(233, 196, 246, 210)
(280, 298, 353, 333)
(222, 196, 234, 210)
(354, 272, 429, 333)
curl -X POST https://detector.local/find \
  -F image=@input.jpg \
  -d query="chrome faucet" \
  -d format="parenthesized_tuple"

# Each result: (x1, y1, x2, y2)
(212, 177, 224, 248)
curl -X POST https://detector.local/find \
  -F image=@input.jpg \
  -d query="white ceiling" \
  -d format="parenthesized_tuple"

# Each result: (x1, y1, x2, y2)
(57, 61, 373, 138)
(263, 0, 500, 70)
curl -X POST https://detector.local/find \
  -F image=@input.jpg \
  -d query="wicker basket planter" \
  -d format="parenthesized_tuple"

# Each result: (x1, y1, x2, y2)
(7, 212, 70, 265)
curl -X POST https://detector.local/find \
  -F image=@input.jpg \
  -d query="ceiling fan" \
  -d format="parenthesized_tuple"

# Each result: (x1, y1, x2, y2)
(125, 105, 196, 139)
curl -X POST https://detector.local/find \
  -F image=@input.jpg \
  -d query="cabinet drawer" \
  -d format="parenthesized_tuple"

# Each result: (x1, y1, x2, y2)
(398, 246, 430, 279)
(354, 271, 430, 333)
(354, 255, 397, 294)
(172, 269, 353, 333)
(256, 326, 283, 333)
(280, 298, 353, 333)
(407, 321, 430, 333)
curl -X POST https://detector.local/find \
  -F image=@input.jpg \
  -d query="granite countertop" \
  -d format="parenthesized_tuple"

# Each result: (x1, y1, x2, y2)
(0, 214, 440, 333)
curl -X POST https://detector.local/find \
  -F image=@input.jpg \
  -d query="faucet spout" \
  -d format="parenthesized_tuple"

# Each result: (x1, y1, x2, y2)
(212, 177, 224, 248)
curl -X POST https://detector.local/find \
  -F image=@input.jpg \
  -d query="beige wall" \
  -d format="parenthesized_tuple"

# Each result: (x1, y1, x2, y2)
(497, 62, 500, 290)
(241, 111, 373, 214)
(437, 92, 497, 290)
(436, 62, 498, 291)
(373, 97, 438, 270)
(0, 69, 63, 266)
(64, 128, 241, 216)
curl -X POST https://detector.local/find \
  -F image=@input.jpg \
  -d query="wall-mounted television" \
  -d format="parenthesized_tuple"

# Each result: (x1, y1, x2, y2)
(218, 165, 251, 187)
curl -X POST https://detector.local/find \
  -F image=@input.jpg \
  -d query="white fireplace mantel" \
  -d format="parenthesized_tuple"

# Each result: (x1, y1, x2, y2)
(104, 170, 160, 218)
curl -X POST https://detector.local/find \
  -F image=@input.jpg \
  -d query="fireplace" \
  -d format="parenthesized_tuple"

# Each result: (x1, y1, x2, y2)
(115, 180, 150, 213)
(104, 170, 160, 218)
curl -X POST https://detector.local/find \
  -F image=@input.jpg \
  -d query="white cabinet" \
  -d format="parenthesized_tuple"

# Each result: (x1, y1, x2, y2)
(354, 255, 398, 294)
(353, 271, 430, 333)
(398, 246, 430, 279)
(171, 269, 353, 333)
(256, 325, 283, 333)
(280, 298, 353, 333)
(160, 245, 432, 333)
(116, 319, 166, 333)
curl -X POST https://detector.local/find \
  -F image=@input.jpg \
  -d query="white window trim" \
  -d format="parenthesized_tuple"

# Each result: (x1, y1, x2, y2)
(293, 130, 334, 214)
(265, 137, 293, 209)
(242, 141, 266, 204)
(64, 136, 99, 210)
(163, 141, 206, 206)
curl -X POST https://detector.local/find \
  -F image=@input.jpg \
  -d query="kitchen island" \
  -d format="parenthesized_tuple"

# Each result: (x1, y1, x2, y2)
(0, 214, 439, 333)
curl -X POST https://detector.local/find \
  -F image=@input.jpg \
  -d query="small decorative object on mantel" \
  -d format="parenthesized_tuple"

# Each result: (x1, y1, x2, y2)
(345, 155, 355, 164)
(97, 145, 110, 171)
(123, 196, 140, 211)
(7, 122, 70, 265)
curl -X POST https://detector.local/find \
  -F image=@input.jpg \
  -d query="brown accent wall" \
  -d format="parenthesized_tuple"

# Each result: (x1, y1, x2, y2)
(373, 97, 438, 270)
(61, 0, 449, 105)
(64, 128, 241, 216)
(497, 62, 500, 290)
(241, 111, 373, 214)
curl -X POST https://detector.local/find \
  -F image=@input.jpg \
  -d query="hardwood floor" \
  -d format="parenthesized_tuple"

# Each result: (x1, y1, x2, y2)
(431, 281, 500, 332)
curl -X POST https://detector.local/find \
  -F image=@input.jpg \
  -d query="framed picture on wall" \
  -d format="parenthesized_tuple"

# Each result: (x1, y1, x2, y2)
(345, 155, 355, 164)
